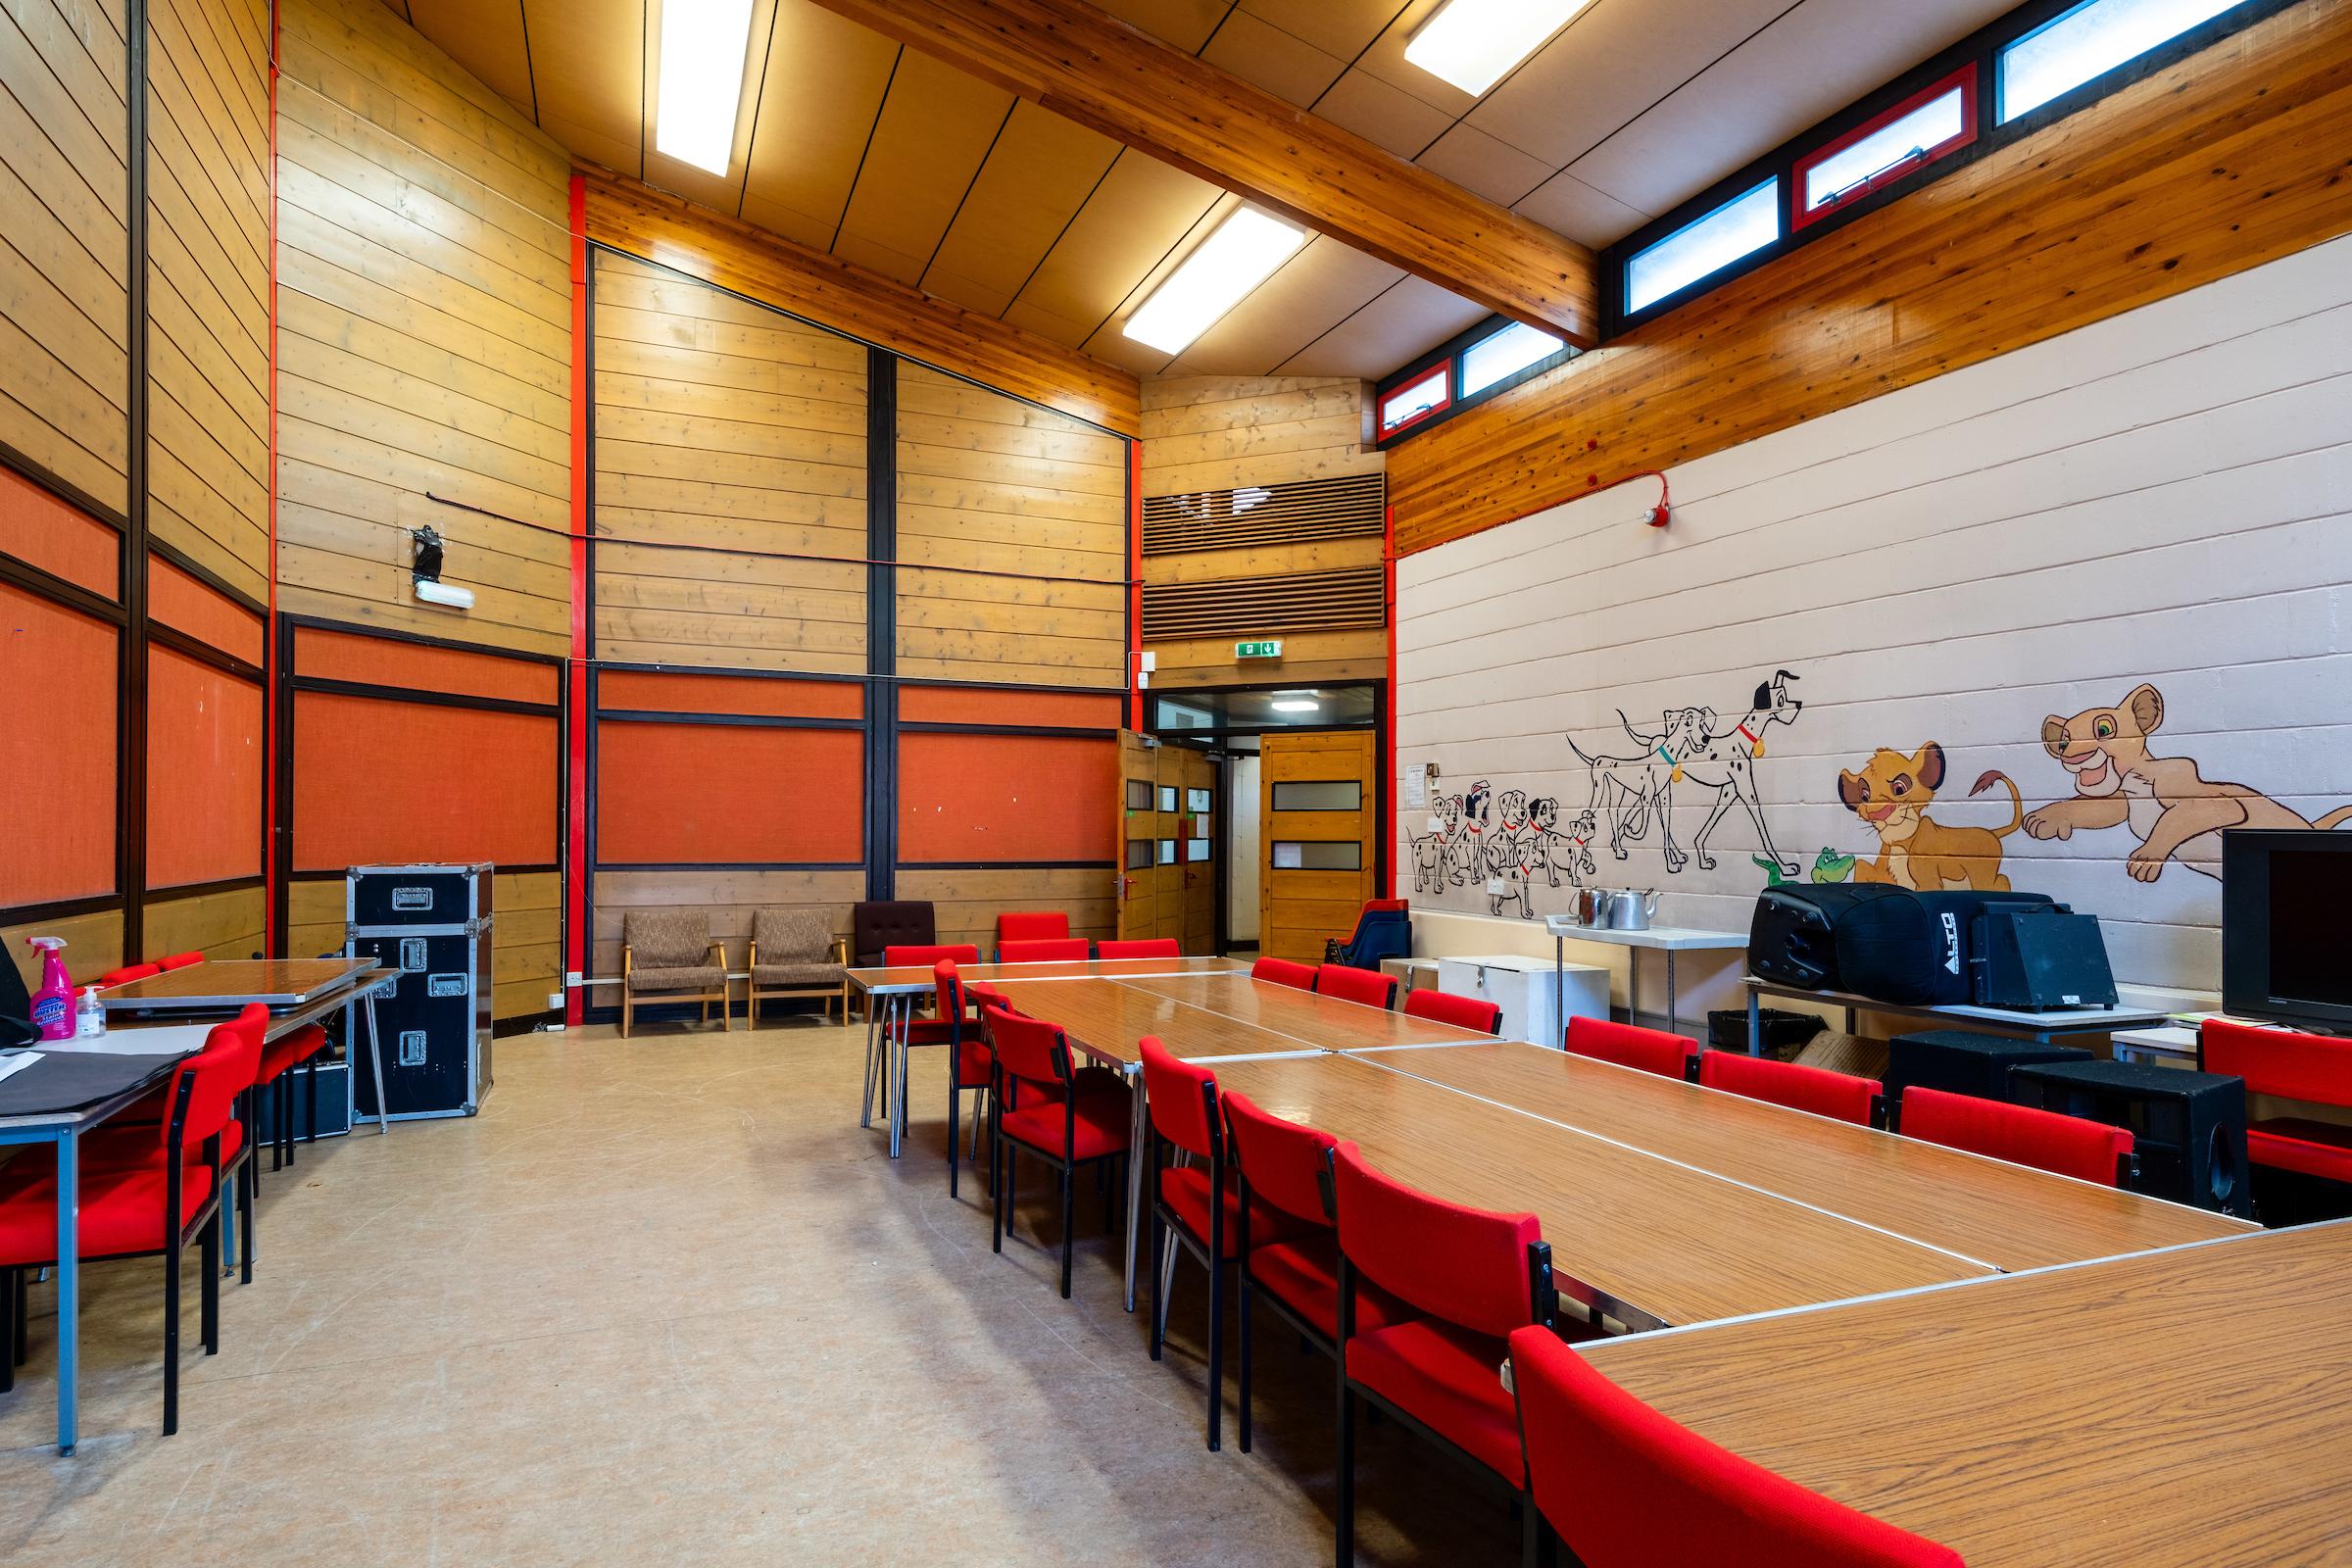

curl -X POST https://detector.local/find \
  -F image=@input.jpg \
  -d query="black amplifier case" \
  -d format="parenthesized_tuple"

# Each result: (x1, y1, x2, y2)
(346, 863, 493, 1120)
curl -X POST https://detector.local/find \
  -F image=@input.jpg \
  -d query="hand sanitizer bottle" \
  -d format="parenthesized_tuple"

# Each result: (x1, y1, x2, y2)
(74, 986, 104, 1040)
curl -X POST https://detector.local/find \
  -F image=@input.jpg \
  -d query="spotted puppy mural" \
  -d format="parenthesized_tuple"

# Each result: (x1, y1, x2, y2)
(2026, 683, 2352, 880)
(1566, 669, 1807, 877)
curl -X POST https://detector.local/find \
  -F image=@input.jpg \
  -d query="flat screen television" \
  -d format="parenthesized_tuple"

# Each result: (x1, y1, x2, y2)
(2222, 829, 2352, 1035)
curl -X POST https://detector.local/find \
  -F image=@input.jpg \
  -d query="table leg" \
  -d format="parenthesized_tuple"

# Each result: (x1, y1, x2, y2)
(1553, 934, 1565, 1050)
(889, 998, 908, 1160)
(1626, 950, 1641, 1030)
(55, 1127, 77, 1455)
(1123, 1065, 1146, 1313)
(1745, 986, 1762, 1054)
(1665, 952, 1680, 1039)
(363, 988, 390, 1135)
(858, 992, 879, 1128)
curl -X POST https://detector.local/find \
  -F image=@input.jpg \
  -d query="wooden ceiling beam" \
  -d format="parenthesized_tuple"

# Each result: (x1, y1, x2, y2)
(799, 0, 1600, 345)
(578, 167, 1142, 435)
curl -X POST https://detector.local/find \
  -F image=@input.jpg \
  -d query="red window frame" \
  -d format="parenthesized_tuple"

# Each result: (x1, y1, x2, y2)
(1378, 364, 1451, 437)
(1792, 63, 1979, 230)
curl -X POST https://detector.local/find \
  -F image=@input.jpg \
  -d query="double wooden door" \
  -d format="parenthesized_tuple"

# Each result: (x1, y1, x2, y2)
(1258, 730, 1376, 962)
(1116, 733, 1216, 953)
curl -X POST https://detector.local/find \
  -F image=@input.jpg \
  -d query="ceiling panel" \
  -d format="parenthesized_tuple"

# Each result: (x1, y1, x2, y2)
(1166, 234, 1404, 375)
(1513, 168, 1652, 247)
(524, 0, 644, 178)
(644, 0, 782, 213)
(1415, 122, 1552, 206)
(922, 102, 1122, 318)
(1199, 10, 1347, 107)
(832, 51, 1016, 285)
(1311, 67, 1456, 160)
(739, 2, 901, 248)
(1349, 0, 1474, 118)
(401, 0, 535, 118)
(1237, 0, 1404, 64)
(1092, 0, 1239, 53)
(1004, 153, 1222, 348)
(1273, 275, 1490, 379)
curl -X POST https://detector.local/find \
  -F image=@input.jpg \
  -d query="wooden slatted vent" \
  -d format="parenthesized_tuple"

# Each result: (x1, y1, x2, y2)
(1142, 564, 1386, 641)
(1142, 471, 1386, 556)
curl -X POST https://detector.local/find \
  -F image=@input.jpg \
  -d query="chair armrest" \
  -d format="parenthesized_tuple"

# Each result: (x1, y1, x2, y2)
(832, 936, 850, 963)
(708, 941, 728, 970)
(622, 946, 633, 985)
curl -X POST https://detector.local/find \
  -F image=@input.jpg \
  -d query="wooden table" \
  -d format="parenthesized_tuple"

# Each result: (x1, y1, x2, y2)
(0, 1045, 201, 1454)
(95, 957, 376, 1010)
(1545, 917, 1749, 1039)
(1575, 1222, 2338, 1567)
(1111, 972, 1499, 1053)
(1359, 1041, 2253, 1271)
(1209, 1054, 1992, 1332)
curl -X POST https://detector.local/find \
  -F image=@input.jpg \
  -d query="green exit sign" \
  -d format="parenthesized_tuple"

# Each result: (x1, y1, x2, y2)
(1235, 639, 1284, 660)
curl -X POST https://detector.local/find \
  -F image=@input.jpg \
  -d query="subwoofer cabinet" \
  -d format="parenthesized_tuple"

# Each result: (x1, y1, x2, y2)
(2008, 1057, 2251, 1215)
(346, 863, 494, 1121)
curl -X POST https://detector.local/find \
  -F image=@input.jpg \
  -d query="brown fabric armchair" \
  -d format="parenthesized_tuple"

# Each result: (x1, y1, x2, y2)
(621, 909, 730, 1038)
(748, 908, 849, 1026)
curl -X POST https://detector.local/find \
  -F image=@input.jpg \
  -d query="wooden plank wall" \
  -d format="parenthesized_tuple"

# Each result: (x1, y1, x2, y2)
(897, 867, 1115, 956)
(1140, 375, 1387, 688)
(145, 882, 266, 962)
(895, 364, 1127, 688)
(2, 906, 125, 992)
(145, 0, 270, 600)
(1388, 0, 2352, 556)
(591, 249, 868, 671)
(289, 868, 558, 1020)
(0, 0, 130, 514)
(273, 0, 573, 655)
(590, 869, 863, 1001)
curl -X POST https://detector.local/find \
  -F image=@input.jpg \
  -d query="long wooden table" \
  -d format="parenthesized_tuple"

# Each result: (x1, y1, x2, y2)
(1354, 1041, 2253, 1272)
(1210, 1054, 1991, 1331)
(1575, 1221, 2342, 1567)
(1109, 972, 1501, 1052)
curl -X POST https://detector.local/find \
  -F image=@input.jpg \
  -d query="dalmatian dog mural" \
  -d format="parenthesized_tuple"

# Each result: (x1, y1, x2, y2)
(1409, 797, 1455, 894)
(1527, 797, 1597, 888)
(1448, 780, 1493, 887)
(1566, 670, 1805, 877)
(1485, 790, 1536, 918)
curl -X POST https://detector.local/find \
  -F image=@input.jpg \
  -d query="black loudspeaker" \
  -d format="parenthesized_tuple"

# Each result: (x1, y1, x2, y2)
(2008, 1058, 2251, 1215)
(1750, 887, 2061, 1004)
(1972, 911, 2118, 1010)
(1886, 1029, 2091, 1113)
(1748, 886, 1880, 992)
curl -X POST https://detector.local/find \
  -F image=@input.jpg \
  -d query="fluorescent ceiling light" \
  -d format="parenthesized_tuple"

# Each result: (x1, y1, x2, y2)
(655, 0, 757, 175)
(1405, 0, 1593, 97)
(1123, 209, 1307, 355)
(1270, 692, 1320, 713)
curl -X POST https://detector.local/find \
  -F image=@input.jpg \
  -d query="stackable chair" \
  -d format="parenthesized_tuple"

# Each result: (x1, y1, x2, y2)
(1222, 1091, 1405, 1454)
(995, 911, 1070, 956)
(1140, 1038, 1296, 1450)
(999, 938, 1091, 963)
(1324, 898, 1410, 970)
(1251, 956, 1318, 990)
(1099, 938, 1180, 959)
(2199, 1020, 2352, 1202)
(1331, 1141, 1585, 1567)
(1508, 1325, 1966, 1567)
(933, 960, 1001, 1199)
(1566, 1015, 1698, 1079)
(0, 1004, 262, 1435)
(1402, 988, 1502, 1035)
(1898, 1086, 2134, 1186)
(1313, 963, 1396, 1009)
(984, 1004, 1131, 1298)
(1698, 1050, 1880, 1125)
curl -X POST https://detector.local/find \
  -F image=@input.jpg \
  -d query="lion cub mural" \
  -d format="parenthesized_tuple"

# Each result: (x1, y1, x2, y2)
(2025, 683, 2352, 880)
(1838, 743, 2023, 891)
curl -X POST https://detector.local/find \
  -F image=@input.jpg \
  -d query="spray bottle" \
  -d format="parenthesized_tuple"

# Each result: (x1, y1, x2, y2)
(25, 937, 74, 1042)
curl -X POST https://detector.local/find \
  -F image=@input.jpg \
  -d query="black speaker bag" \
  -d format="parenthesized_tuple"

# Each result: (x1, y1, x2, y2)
(1748, 885, 1888, 992)
(1838, 890, 2061, 1005)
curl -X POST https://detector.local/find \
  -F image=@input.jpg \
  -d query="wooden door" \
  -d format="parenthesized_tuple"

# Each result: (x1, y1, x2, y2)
(1116, 730, 1165, 941)
(1177, 748, 1217, 955)
(1259, 730, 1377, 962)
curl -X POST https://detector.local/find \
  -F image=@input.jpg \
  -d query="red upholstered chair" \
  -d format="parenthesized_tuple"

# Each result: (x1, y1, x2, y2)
(1402, 988, 1502, 1035)
(1221, 1090, 1409, 1455)
(1566, 1015, 1698, 1080)
(1508, 1326, 1965, 1568)
(996, 911, 1070, 951)
(1898, 1086, 2133, 1186)
(1698, 1051, 1879, 1126)
(2200, 1020, 2352, 1189)
(984, 1004, 1132, 1298)
(156, 952, 205, 971)
(883, 943, 979, 969)
(0, 1005, 262, 1435)
(1141, 1037, 1291, 1450)
(934, 961, 997, 1200)
(1098, 938, 1180, 959)
(1313, 962, 1396, 1009)
(1251, 956, 1318, 990)
(999, 937, 1092, 963)
(1331, 1141, 1582, 1567)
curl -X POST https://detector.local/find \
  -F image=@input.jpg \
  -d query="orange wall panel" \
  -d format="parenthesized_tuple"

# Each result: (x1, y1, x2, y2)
(146, 647, 264, 889)
(150, 557, 264, 665)
(295, 625, 560, 707)
(898, 733, 1117, 863)
(597, 669, 863, 720)
(293, 692, 559, 870)
(0, 584, 117, 906)
(596, 722, 863, 864)
(0, 467, 119, 599)
(898, 685, 1122, 729)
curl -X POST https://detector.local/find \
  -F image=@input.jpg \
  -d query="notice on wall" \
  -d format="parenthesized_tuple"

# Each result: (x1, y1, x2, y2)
(1403, 763, 1428, 810)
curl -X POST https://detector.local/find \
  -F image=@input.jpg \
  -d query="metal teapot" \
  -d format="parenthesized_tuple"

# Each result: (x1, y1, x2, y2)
(1601, 889, 1660, 931)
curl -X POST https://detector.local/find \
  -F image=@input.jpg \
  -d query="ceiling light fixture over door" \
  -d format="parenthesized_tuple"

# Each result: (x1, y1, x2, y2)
(655, 0, 759, 175)
(1405, 0, 1595, 97)
(1123, 208, 1309, 356)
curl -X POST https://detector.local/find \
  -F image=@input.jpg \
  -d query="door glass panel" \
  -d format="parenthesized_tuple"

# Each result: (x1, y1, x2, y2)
(1126, 779, 1154, 810)
(1126, 840, 1152, 869)
(1157, 785, 1178, 811)
(1187, 837, 1210, 862)
(1272, 841, 1361, 871)
(1186, 787, 1211, 812)
(1156, 839, 1177, 864)
(1272, 780, 1362, 810)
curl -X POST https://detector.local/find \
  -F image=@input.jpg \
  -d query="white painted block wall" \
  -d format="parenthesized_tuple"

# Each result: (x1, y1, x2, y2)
(1396, 235, 2352, 1017)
